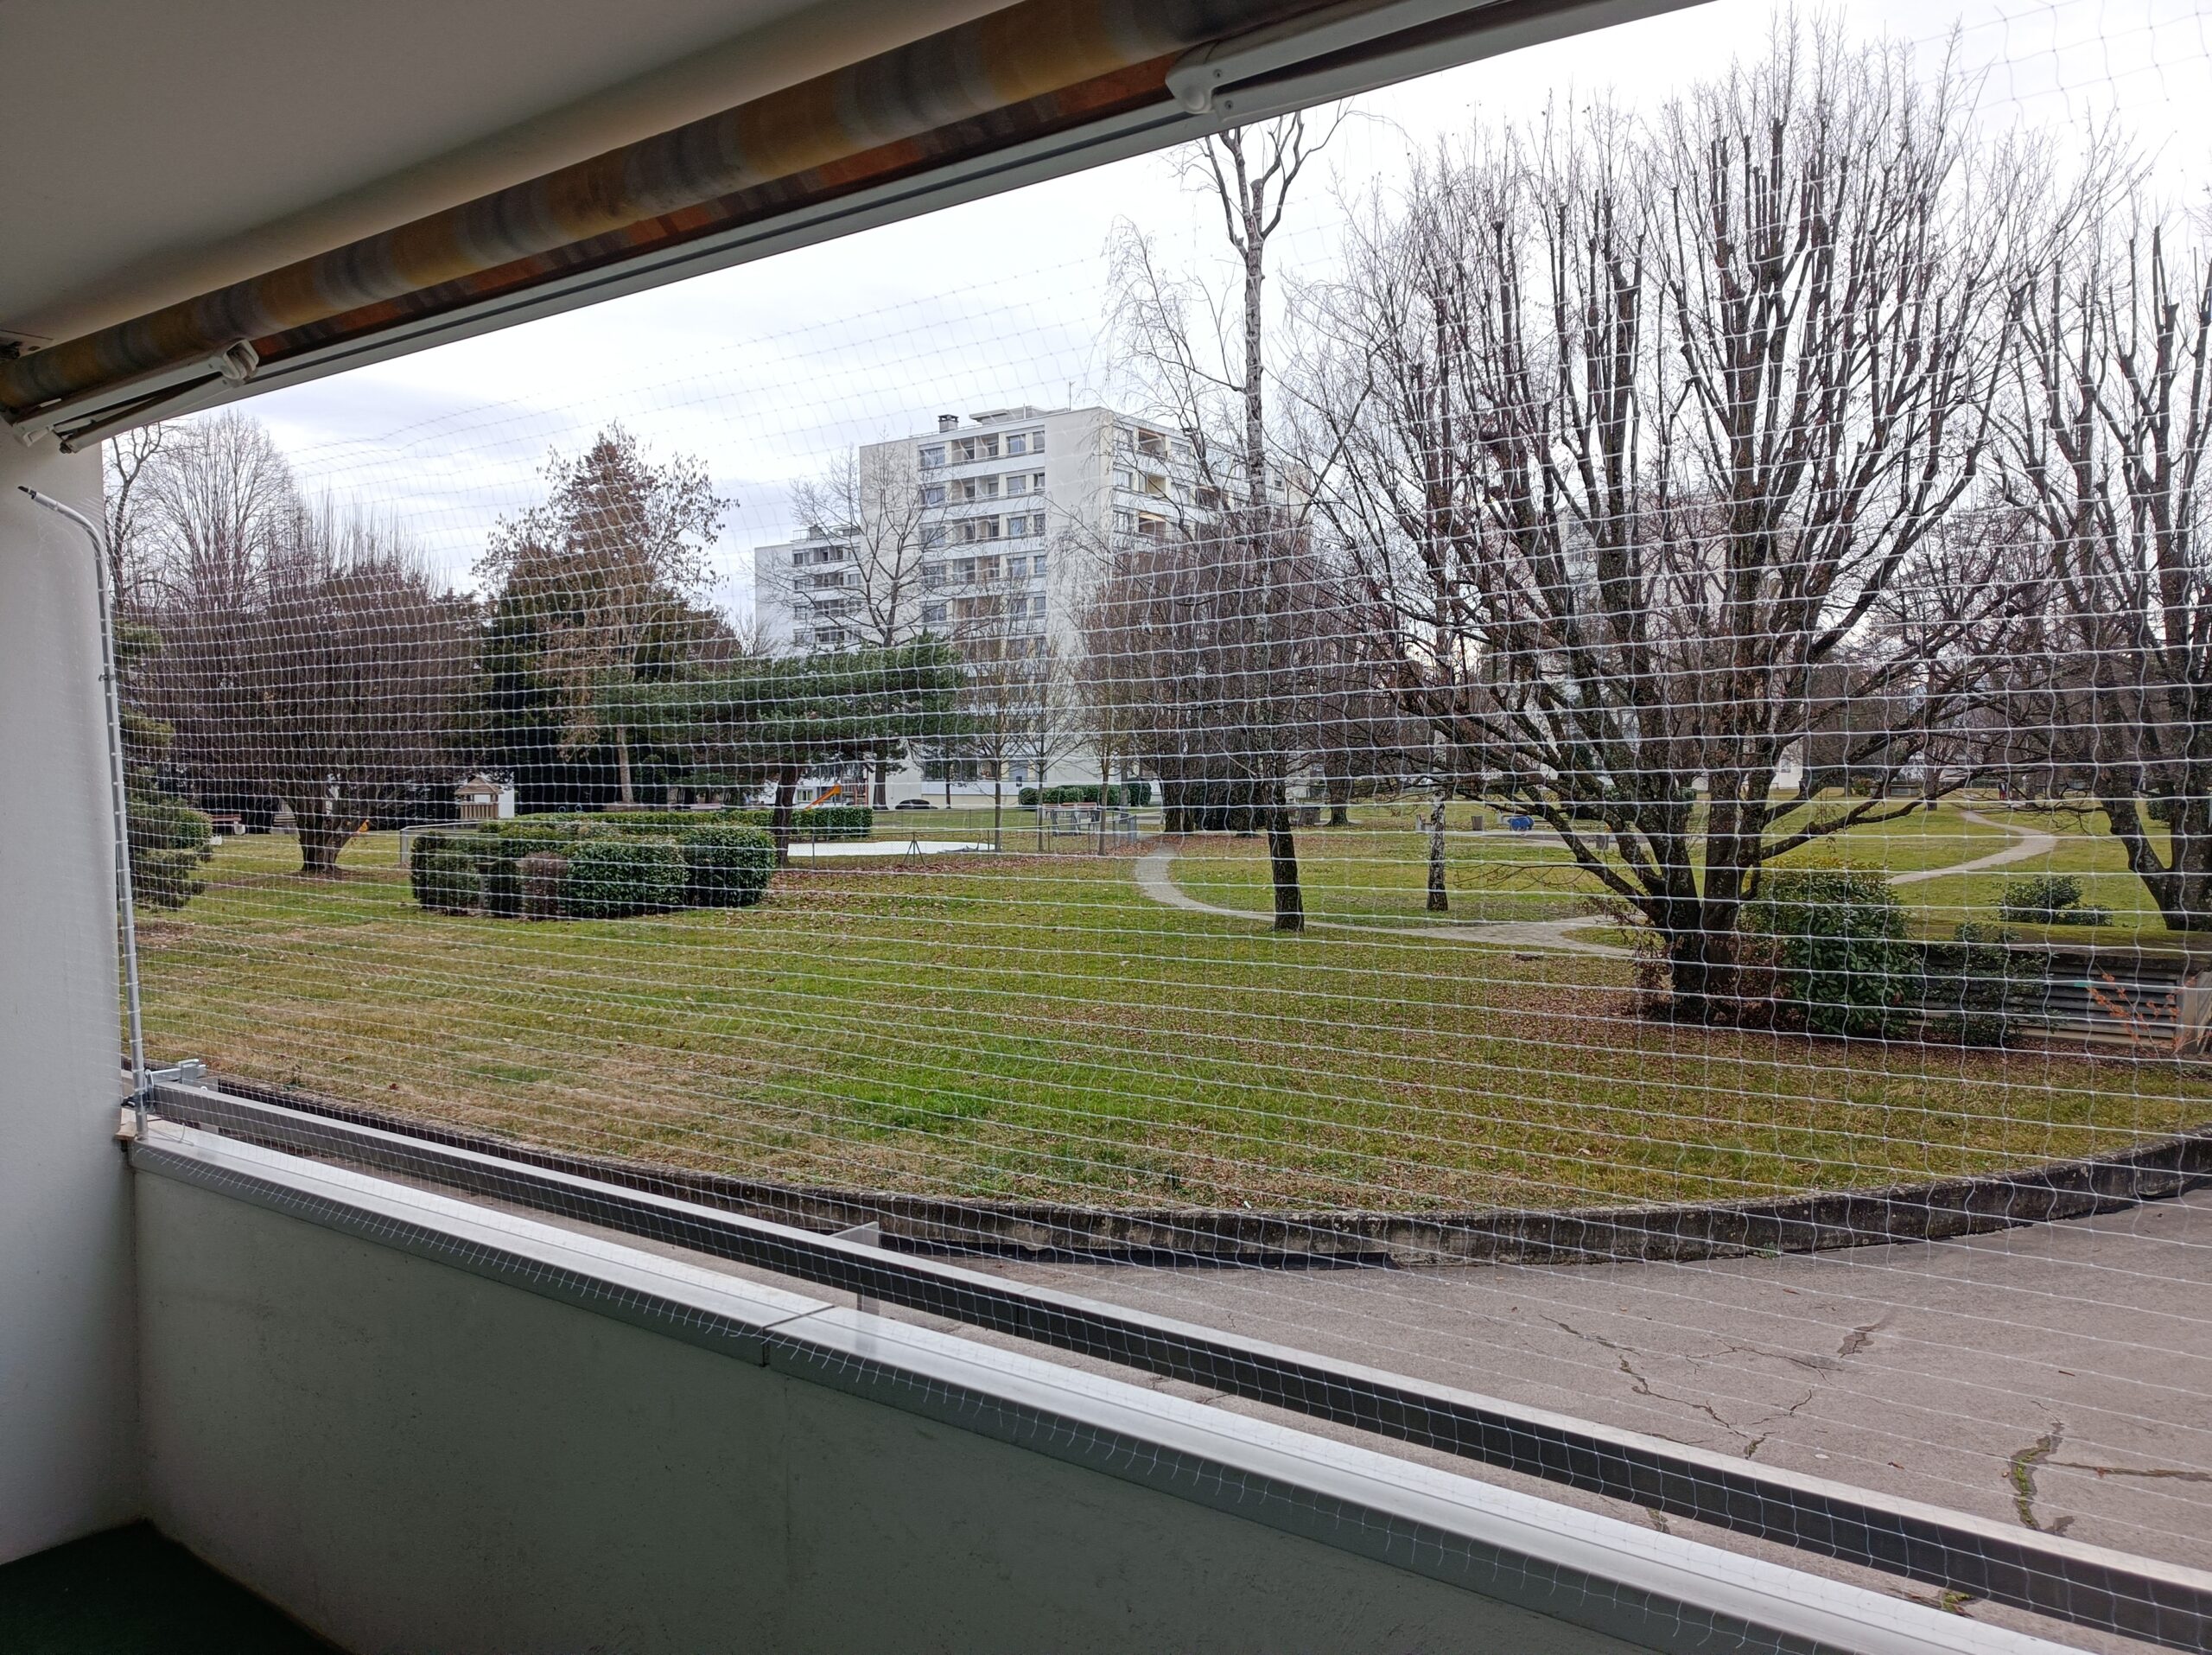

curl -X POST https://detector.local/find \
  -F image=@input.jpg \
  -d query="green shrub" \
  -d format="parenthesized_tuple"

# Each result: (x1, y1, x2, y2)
(681, 825, 776, 907)
(1743, 869, 1913, 1037)
(1997, 874, 2112, 927)
(564, 837, 685, 919)
(410, 839, 481, 913)
(129, 795, 213, 910)
(1918, 923, 2040, 1046)
(1016, 783, 1154, 807)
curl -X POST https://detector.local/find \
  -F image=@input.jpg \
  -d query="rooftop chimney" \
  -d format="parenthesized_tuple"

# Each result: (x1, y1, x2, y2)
(938, 414, 959, 432)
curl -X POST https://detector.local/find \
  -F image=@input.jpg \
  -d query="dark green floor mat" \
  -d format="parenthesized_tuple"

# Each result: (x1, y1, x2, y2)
(0, 1523, 342, 1654)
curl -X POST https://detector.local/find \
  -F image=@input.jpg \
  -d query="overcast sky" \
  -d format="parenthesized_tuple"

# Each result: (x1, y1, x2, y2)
(238, 0, 2209, 619)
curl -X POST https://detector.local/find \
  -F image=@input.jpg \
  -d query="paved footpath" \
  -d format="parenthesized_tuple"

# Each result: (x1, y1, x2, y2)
(985, 1189, 2212, 1584)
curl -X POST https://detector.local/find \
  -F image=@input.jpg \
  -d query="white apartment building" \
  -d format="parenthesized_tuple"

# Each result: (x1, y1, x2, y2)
(753, 404, 1210, 805)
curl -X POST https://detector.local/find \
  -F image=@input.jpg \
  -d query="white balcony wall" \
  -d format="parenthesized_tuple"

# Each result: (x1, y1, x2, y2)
(0, 445, 142, 1562)
(135, 1170, 1633, 1655)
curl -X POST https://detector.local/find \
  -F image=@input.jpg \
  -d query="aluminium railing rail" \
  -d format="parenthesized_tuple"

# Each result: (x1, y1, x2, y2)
(149, 1078, 2212, 1652)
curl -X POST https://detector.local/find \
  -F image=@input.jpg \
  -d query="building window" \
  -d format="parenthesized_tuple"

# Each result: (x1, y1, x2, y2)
(1006, 433, 1027, 456)
(1196, 486, 1223, 510)
(1032, 552, 1048, 578)
(921, 484, 945, 505)
(922, 562, 945, 588)
(1031, 595, 1048, 619)
(919, 444, 945, 468)
(1113, 468, 1134, 489)
(923, 525, 945, 549)
(1005, 474, 1026, 496)
(1028, 429, 1045, 453)
(1136, 428, 1167, 460)
(922, 602, 947, 625)
(791, 551, 808, 566)
(1141, 472, 1168, 498)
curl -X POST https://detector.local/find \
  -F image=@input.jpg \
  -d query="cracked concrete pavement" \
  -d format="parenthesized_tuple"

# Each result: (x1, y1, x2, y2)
(982, 1187, 2212, 1588)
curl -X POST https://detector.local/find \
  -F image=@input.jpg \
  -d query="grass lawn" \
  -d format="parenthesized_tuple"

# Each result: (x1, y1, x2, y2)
(135, 822, 2212, 1214)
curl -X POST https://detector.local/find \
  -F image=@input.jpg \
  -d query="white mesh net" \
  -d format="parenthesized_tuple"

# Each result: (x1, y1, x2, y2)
(101, 3, 2212, 1643)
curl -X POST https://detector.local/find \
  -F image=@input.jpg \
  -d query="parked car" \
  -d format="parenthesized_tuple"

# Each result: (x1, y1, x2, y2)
(893, 799, 936, 810)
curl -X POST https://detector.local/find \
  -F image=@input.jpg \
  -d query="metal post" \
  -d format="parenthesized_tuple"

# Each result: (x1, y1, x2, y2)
(18, 486, 150, 1133)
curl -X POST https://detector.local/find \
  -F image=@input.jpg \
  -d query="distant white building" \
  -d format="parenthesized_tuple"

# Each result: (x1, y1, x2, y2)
(454, 774, 516, 821)
(754, 404, 1209, 805)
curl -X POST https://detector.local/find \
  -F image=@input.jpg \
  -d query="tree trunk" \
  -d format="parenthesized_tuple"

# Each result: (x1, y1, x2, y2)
(2104, 792, 2212, 930)
(874, 759, 889, 809)
(294, 799, 349, 877)
(1265, 783, 1303, 933)
(1326, 767, 1351, 828)
(769, 764, 798, 868)
(1426, 799, 1449, 913)
(613, 725, 635, 808)
(1243, 183, 1267, 506)
(991, 772, 1004, 850)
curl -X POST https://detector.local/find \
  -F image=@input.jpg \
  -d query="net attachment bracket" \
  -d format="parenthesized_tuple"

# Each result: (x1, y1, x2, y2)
(1166, 0, 1706, 118)
(6, 341, 258, 451)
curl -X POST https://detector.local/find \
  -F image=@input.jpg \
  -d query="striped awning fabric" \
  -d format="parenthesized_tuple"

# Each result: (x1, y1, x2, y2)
(0, 0, 1332, 423)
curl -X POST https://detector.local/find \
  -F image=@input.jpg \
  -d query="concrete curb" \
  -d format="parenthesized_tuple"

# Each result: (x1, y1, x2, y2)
(195, 1078, 2212, 1269)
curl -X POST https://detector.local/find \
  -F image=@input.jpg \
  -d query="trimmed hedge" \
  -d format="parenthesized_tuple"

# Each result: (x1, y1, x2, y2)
(682, 825, 775, 908)
(412, 817, 787, 919)
(1016, 783, 1154, 807)
(409, 834, 482, 914)
(564, 838, 685, 919)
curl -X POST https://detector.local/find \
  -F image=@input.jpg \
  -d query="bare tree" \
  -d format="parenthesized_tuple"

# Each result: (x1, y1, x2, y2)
(1299, 29, 2026, 1015)
(137, 410, 298, 617)
(146, 487, 475, 874)
(1108, 112, 1345, 929)
(784, 447, 944, 648)
(1999, 171, 2212, 926)
(102, 423, 168, 610)
(779, 445, 949, 804)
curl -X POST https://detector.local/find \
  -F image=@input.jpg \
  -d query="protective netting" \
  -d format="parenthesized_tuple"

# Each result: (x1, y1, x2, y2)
(101, 1, 2211, 1642)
